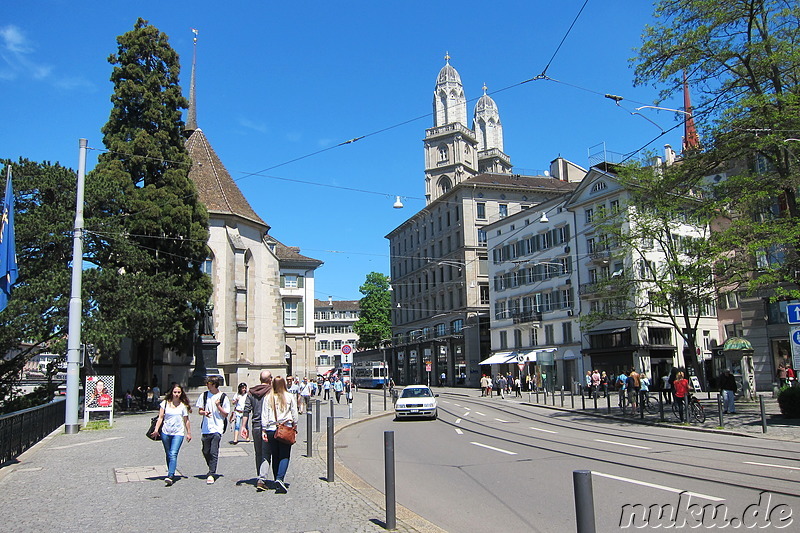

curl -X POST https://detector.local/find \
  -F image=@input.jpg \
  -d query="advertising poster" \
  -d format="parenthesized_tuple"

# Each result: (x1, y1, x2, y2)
(85, 375, 114, 409)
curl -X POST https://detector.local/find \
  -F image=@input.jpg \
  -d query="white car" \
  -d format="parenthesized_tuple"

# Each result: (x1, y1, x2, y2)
(394, 385, 438, 420)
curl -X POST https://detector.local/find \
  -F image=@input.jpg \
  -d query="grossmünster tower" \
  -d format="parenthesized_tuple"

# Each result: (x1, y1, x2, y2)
(423, 54, 512, 204)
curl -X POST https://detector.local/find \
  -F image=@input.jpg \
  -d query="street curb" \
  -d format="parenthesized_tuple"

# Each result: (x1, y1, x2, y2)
(312, 404, 448, 533)
(513, 400, 798, 440)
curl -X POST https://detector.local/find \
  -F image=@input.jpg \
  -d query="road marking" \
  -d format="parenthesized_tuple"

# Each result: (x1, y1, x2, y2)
(744, 461, 800, 471)
(475, 411, 486, 416)
(455, 418, 461, 424)
(593, 471, 723, 502)
(50, 437, 123, 450)
(455, 428, 463, 435)
(441, 400, 450, 404)
(528, 426, 557, 434)
(470, 442, 517, 455)
(495, 418, 509, 423)
(594, 439, 651, 450)
(453, 403, 461, 407)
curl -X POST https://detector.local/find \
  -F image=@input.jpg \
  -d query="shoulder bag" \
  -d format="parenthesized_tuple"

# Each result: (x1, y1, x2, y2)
(146, 416, 159, 441)
(272, 395, 297, 445)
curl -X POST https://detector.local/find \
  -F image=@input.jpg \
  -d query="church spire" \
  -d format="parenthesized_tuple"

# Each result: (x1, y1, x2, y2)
(185, 28, 199, 134)
(682, 71, 700, 152)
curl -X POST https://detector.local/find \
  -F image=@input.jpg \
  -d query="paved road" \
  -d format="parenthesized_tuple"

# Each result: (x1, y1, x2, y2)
(336, 391, 800, 532)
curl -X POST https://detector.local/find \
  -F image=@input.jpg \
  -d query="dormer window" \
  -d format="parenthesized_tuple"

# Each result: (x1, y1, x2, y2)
(591, 181, 607, 192)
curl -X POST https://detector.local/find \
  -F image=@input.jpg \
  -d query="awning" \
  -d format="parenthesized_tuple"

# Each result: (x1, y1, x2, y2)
(588, 327, 630, 336)
(479, 351, 517, 365)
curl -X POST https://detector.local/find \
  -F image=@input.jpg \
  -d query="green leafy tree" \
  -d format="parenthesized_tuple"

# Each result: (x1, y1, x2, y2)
(584, 162, 724, 381)
(0, 158, 75, 411)
(633, 0, 800, 300)
(353, 272, 392, 349)
(87, 18, 211, 387)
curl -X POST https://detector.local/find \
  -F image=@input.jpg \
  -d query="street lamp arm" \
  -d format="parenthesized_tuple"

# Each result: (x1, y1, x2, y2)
(635, 105, 692, 116)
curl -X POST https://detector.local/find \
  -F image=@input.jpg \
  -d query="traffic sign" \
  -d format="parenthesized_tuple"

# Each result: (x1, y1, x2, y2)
(787, 303, 800, 324)
(790, 326, 800, 369)
(517, 363, 525, 371)
(425, 362, 432, 372)
(341, 344, 352, 355)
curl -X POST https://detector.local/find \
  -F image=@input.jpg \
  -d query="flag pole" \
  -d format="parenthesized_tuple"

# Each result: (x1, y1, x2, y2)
(65, 138, 87, 434)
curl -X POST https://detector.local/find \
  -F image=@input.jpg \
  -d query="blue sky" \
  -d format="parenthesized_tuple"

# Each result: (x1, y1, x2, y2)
(0, 1, 688, 301)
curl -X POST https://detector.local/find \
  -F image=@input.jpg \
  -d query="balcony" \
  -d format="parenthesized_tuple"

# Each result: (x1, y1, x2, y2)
(511, 311, 543, 324)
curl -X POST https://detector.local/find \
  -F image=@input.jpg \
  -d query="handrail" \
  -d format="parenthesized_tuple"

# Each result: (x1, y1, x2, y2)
(0, 397, 66, 464)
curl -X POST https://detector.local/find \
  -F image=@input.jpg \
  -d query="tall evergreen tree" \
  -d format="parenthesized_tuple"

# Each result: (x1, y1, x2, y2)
(87, 18, 211, 387)
(353, 272, 392, 349)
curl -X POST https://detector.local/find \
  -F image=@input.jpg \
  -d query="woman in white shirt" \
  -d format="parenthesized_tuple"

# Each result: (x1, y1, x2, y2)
(230, 382, 248, 444)
(261, 376, 298, 493)
(151, 384, 192, 486)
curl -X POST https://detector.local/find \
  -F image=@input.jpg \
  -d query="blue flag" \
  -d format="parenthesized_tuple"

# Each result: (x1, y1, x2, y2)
(0, 166, 18, 312)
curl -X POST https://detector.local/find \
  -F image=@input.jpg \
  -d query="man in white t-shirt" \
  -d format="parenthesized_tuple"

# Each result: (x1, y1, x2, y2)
(299, 377, 313, 414)
(196, 376, 231, 484)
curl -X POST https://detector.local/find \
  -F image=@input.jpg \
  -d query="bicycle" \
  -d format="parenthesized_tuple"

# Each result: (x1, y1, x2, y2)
(641, 392, 659, 415)
(672, 393, 706, 423)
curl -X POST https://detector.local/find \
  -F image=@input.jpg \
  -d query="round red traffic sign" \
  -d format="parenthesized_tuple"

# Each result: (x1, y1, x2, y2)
(341, 344, 352, 355)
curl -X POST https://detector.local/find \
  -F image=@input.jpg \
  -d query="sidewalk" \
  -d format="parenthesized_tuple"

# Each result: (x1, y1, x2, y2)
(0, 393, 438, 533)
(432, 385, 800, 440)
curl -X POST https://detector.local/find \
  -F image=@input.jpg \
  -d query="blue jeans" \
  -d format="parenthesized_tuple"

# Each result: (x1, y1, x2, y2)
(160, 433, 184, 477)
(265, 430, 292, 481)
(722, 390, 736, 413)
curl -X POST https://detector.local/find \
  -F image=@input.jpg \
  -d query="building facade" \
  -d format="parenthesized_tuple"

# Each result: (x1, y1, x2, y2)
(313, 299, 360, 375)
(387, 58, 581, 388)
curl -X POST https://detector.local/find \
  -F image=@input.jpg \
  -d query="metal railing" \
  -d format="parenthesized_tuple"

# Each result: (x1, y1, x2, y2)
(0, 397, 65, 464)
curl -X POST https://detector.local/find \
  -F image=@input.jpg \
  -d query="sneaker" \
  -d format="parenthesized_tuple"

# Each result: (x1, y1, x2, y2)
(256, 480, 267, 492)
(164, 477, 174, 487)
(275, 479, 288, 493)
(206, 475, 215, 484)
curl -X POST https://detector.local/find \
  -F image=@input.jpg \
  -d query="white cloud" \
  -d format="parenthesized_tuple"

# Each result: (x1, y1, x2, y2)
(238, 117, 268, 133)
(0, 24, 89, 89)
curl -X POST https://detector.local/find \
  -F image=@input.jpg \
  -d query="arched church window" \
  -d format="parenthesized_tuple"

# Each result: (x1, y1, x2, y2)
(438, 145, 448, 162)
(439, 176, 452, 195)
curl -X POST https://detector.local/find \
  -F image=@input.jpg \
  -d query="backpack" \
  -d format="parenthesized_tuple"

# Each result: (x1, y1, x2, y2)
(203, 391, 228, 433)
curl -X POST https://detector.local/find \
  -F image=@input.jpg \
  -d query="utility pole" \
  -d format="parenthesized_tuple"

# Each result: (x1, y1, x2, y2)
(65, 139, 87, 434)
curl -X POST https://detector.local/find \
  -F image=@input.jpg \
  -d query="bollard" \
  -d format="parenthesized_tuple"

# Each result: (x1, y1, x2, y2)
(658, 392, 665, 422)
(529, 391, 532, 404)
(368, 393, 372, 415)
(349, 401, 353, 419)
(717, 394, 724, 427)
(581, 389, 585, 410)
(316, 399, 321, 432)
(593, 391, 598, 411)
(571, 389, 575, 409)
(639, 392, 644, 419)
(330, 399, 335, 418)
(384, 431, 397, 530)
(573, 470, 596, 533)
(561, 388, 564, 407)
(606, 392, 611, 414)
(327, 417, 335, 482)
(384, 386, 387, 411)
(307, 412, 313, 457)
(760, 395, 767, 434)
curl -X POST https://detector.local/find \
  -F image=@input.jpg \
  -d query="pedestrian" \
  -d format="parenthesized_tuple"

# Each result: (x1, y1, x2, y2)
(497, 374, 506, 399)
(600, 371, 609, 398)
(514, 376, 522, 397)
(230, 382, 248, 444)
(151, 384, 160, 409)
(124, 390, 133, 411)
(240, 370, 272, 491)
(150, 384, 192, 486)
(673, 371, 690, 422)
(720, 369, 737, 414)
(584, 371, 592, 397)
(440, 371, 446, 387)
(591, 370, 601, 398)
(323, 377, 331, 400)
(788, 365, 797, 386)
(661, 373, 672, 404)
(479, 374, 489, 396)
(640, 372, 651, 404)
(299, 377, 313, 414)
(616, 371, 628, 409)
(261, 376, 299, 494)
(196, 376, 231, 484)
(627, 369, 640, 410)
(333, 376, 344, 403)
(777, 364, 787, 388)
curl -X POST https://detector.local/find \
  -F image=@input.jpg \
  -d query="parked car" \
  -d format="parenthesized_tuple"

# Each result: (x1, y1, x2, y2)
(394, 385, 438, 420)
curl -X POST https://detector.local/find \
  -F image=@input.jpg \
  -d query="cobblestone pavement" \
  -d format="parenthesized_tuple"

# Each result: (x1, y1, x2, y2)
(0, 393, 442, 533)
